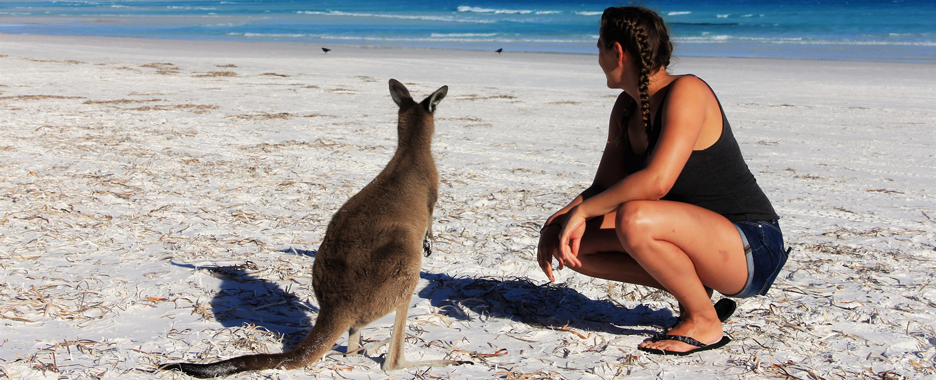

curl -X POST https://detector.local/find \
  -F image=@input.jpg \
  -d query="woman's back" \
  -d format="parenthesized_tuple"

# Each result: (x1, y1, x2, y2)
(622, 76, 778, 222)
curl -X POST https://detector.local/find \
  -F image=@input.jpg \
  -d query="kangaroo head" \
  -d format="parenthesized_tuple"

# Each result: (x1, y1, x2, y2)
(389, 79, 448, 114)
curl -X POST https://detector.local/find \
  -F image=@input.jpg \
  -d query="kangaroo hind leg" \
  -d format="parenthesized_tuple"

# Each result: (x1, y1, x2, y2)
(381, 296, 472, 371)
(345, 326, 364, 356)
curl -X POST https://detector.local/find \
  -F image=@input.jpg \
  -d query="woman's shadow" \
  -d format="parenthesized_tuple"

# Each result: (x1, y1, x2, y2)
(172, 249, 674, 351)
(418, 272, 671, 336)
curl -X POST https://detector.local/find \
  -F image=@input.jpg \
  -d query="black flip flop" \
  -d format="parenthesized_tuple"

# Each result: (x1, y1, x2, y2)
(714, 298, 737, 322)
(638, 334, 732, 356)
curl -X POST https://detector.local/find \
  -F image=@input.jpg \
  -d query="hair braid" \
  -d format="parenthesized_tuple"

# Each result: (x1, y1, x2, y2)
(632, 23, 656, 159)
(609, 17, 637, 146)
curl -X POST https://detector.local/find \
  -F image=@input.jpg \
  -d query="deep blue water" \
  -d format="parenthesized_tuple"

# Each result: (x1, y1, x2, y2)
(1, 0, 934, 62)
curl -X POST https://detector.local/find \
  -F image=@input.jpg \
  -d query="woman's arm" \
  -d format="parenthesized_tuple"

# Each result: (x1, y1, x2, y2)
(542, 91, 631, 228)
(558, 76, 715, 263)
(538, 92, 632, 281)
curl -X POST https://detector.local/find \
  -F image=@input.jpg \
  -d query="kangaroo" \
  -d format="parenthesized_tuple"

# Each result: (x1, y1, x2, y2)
(160, 79, 465, 378)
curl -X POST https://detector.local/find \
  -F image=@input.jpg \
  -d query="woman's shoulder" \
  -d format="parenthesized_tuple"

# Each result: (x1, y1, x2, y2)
(666, 74, 719, 106)
(668, 74, 712, 94)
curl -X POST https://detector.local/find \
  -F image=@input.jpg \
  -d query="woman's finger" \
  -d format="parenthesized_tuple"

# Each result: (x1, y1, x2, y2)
(537, 228, 560, 282)
(539, 256, 555, 282)
(569, 236, 582, 266)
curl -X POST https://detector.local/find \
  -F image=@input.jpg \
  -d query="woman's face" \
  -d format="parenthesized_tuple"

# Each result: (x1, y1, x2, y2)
(597, 36, 622, 88)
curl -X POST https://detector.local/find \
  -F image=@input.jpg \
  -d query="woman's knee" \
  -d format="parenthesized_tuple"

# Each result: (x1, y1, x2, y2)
(615, 201, 655, 247)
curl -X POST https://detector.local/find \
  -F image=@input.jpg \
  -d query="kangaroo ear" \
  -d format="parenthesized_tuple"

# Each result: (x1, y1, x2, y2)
(389, 79, 412, 106)
(422, 85, 448, 114)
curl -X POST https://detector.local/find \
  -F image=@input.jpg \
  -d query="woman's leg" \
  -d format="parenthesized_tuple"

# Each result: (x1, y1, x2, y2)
(542, 201, 746, 353)
(559, 212, 665, 288)
(547, 213, 724, 300)
(614, 200, 747, 352)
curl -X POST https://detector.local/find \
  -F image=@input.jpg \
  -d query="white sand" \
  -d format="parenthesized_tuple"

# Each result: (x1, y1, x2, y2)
(1, 33, 935, 379)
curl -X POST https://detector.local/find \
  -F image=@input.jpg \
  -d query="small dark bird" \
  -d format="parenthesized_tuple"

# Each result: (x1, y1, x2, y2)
(496, 48, 503, 54)
(322, 47, 331, 53)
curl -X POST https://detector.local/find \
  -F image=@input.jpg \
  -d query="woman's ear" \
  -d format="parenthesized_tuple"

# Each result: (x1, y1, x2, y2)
(612, 41, 626, 67)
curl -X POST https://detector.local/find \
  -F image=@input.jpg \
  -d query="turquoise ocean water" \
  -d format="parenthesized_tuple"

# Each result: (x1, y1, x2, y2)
(1, 0, 934, 62)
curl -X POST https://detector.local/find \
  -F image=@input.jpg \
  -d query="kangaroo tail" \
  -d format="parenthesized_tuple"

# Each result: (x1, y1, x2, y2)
(159, 314, 349, 378)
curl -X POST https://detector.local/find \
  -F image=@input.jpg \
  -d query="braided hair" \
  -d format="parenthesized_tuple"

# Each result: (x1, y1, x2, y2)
(600, 7, 673, 154)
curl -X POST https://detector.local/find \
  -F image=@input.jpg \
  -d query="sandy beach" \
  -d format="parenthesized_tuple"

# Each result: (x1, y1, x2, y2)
(2, 33, 936, 379)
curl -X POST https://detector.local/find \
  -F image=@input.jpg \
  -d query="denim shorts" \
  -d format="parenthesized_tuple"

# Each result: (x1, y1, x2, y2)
(726, 220, 789, 298)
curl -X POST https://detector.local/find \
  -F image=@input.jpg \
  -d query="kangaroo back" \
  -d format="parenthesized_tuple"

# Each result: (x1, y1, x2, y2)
(160, 79, 449, 378)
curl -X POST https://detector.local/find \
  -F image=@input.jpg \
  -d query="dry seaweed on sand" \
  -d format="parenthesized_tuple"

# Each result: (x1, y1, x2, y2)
(1, 39, 935, 379)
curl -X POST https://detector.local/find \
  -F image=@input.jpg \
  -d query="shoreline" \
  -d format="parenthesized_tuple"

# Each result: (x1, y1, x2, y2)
(0, 32, 598, 65)
(3, 32, 936, 65)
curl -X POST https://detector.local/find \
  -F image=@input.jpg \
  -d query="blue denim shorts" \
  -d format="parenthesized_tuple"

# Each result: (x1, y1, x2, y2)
(726, 220, 789, 298)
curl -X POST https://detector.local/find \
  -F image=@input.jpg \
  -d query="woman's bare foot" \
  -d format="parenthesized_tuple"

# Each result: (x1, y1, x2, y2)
(669, 298, 737, 332)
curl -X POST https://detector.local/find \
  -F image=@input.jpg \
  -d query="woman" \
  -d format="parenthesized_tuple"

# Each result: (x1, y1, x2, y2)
(537, 6, 788, 355)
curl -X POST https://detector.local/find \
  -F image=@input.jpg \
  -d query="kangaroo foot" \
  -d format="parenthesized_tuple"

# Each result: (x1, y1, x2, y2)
(381, 357, 473, 371)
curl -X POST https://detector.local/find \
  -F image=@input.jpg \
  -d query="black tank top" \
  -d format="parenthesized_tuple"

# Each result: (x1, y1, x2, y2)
(623, 76, 778, 222)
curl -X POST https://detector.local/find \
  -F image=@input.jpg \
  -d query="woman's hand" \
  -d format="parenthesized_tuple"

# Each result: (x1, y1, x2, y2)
(558, 205, 587, 269)
(537, 223, 563, 282)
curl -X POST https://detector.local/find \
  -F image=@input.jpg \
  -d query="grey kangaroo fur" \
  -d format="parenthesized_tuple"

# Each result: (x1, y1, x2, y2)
(160, 79, 467, 378)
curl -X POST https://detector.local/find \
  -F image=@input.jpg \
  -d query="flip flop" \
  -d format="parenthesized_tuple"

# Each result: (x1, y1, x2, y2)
(669, 299, 737, 329)
(637, 334, 731, 356)
(714, 298, 737, 322)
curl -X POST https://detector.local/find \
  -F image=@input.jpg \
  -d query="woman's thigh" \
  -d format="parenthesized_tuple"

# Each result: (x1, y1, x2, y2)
(613, 200, 749, 296)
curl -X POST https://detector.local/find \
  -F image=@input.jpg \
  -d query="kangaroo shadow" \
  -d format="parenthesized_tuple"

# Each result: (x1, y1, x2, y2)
(170, 248, 319, 350)
(418, 272, 673, 337)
